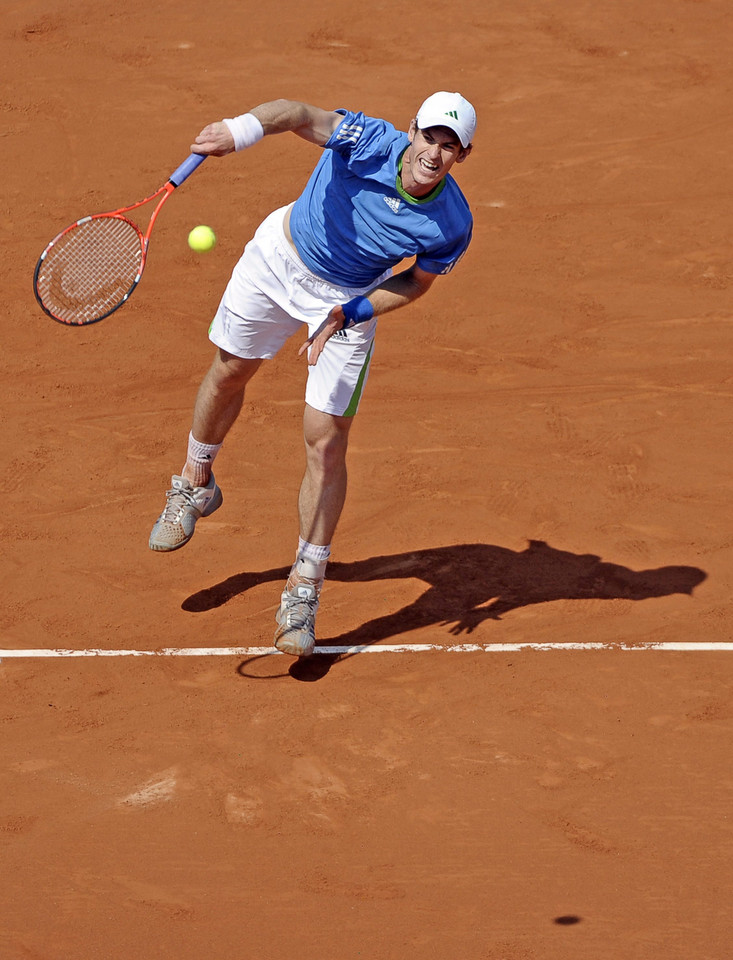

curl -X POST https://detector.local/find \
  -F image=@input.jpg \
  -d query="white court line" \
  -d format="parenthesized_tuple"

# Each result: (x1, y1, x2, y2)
(1, 641, 732, 658)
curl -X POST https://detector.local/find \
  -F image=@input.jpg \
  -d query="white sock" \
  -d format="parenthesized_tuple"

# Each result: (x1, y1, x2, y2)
(185, 432, 222, 486)
(294, 538, 331, 582)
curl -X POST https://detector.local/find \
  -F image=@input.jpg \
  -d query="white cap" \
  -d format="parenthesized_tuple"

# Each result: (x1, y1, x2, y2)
(416, 91, 477, 148)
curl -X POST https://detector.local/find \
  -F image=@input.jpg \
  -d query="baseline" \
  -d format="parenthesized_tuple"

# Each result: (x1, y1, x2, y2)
(1, 641, 732, 658)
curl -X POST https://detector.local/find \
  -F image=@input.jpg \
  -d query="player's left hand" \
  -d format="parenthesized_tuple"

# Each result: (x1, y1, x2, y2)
(299, 306, 345, 365)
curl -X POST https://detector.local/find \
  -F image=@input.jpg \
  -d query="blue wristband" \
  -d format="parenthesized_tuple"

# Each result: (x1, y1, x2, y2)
(342, 296, 374, 329)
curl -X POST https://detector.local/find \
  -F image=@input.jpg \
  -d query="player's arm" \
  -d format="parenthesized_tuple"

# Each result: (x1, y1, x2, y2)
(251, 100, 343, 145)
(191, 100, 343, 156)
(359, 263, 438, 317)
(300, 264, 439, 365)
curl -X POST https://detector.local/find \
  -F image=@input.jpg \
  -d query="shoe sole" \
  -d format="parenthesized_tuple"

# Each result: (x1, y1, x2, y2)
(274, 607, 316, 658)
(148, 487, 223, 552)
(274, 633, 315, 658)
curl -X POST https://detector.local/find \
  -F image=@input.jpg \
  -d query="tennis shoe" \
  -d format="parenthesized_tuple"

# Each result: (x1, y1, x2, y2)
(148, 473, 222, 552)
(274, 579, 320, 657)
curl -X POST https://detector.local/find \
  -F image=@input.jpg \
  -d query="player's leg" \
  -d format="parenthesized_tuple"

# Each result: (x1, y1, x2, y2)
(185, 349, 262, 481)
(149, 349, 262, 553)
(274, 405, 353, 657)
(298, 404, 352, 547)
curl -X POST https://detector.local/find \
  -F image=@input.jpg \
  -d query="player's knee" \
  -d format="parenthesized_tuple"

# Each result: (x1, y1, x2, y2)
(210, 350, 261, 390)
(304, 420, 349, 473)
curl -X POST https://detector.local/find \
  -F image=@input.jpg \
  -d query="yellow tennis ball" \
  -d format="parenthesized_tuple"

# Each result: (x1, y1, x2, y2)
(188, 225, 216, 252)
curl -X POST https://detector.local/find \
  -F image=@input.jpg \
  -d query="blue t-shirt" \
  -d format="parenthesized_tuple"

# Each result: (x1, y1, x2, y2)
(289, 109, 473, 287)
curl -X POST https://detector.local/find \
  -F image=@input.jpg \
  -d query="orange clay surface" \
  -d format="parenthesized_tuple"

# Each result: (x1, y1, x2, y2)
(3, 1, 733, 957)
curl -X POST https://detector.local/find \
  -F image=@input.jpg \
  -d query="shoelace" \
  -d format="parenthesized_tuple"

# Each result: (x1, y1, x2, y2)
(283, 593, 319, 627)
(160, 484, 197, 522)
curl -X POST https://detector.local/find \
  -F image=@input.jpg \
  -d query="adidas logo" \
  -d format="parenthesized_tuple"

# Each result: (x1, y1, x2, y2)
(333, 328, 349, 341)
(336, 123, 364, 146)
(445, 109, 459, 119)
(383, 196, 401, 213)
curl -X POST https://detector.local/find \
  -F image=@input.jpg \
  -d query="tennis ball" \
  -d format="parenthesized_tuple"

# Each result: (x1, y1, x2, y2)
(188, 225, 217, 252)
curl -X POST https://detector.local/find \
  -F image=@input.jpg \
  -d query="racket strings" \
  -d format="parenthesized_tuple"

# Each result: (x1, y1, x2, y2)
(35, 217, 144, 325)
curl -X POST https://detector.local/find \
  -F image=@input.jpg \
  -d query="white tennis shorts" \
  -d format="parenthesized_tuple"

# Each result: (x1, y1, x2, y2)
(209, 205, 391, 417)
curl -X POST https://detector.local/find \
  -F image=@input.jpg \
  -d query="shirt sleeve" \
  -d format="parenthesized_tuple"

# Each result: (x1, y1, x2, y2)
(325, 110, 397, 164)
(416, 222, 473, 275)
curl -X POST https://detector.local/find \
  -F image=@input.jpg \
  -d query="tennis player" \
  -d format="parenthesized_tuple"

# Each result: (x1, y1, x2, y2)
(149, 92, 476, 657)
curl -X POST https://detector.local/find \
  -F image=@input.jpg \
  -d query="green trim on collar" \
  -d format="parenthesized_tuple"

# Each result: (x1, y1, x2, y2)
(396, 149, 446, 204)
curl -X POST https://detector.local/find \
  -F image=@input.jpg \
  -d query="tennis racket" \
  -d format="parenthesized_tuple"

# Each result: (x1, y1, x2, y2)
(33, 153, 206, 326)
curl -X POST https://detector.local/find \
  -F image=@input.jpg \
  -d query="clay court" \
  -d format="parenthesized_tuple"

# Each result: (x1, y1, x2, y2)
(4, 0, 733, 956)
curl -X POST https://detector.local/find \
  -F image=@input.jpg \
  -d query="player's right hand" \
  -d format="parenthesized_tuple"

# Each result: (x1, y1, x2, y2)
(191, 122, 235, 157)
(299, 306, 345, 366)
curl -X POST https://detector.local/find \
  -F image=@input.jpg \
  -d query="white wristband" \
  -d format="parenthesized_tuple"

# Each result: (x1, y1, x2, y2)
(222, 113, 265, 151)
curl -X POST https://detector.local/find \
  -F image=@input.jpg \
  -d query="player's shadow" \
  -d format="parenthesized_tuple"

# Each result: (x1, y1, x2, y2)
(183, 540, 706, 676)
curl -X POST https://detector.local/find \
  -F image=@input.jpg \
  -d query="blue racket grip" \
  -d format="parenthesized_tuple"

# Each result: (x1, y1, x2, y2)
(168, 153, 206, 187)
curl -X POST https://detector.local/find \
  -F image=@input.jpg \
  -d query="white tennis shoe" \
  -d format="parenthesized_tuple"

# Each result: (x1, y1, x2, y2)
(274, 580, 320, 657)
(149, 474, 222, 552)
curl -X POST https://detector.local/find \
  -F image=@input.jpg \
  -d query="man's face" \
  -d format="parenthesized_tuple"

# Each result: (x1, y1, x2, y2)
(401, 121, 471, 197)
